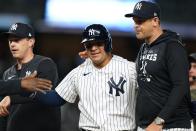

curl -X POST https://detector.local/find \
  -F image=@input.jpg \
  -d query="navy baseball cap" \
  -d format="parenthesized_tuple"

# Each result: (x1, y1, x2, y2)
(125, 1, 161, 19)
(189, 53, 196, 63)
(2, 23, 35, 38)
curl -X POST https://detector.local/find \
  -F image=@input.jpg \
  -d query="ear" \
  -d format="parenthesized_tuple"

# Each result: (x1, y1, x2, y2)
(28, 38, 35, 48)
(152, 17, 159, 27)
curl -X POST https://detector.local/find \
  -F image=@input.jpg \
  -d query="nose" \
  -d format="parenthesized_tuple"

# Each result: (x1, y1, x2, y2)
(134, 24, 138, 30)
(90, 45, 98, 51)
(134, 22, 141, 29)
(189, 67, 195, 76)
(9, 41, 14, 45)
(9, 41, 17, 48)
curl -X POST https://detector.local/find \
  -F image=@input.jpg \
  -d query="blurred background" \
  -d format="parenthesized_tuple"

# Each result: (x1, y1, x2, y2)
(0, 0, 195, 131)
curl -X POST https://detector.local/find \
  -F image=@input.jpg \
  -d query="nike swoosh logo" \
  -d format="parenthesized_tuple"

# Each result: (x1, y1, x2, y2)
(8, 75, 16, 80)
(83, 72, 91, 76)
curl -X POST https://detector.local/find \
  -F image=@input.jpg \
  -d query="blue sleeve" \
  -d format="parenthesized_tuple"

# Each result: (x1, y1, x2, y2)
(34, 90, 66, 106)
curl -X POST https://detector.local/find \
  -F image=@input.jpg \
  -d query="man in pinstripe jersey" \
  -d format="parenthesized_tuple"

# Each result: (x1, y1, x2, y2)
(125, 1, 192, 131)
(29, 24, 138, 131)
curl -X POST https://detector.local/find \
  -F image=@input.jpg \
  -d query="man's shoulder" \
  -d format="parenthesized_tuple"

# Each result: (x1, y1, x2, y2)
(3, 64, 17, 80)
(70, 59, 92, 75)
(78, 58, 91, 67)
(160, 32, 184, 48)
(34, 55, 54, 63)
(31, 55, 56, 68)
(112, 55, 136, 66)
(27, 55, 57, 75)
(3, 65, 16, 75)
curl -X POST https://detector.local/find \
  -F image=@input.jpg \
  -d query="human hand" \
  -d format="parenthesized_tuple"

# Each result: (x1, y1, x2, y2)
(0, 96, 11, 117)
(21, 71, 52, 93)
(146, 122, 163, 131)
(78, 51, 88, 59)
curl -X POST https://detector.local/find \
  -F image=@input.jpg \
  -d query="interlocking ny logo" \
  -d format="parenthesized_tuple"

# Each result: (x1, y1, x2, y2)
(10, 24, 17, 31)
(25, 71, 32, 77)
(135, 2, 142, 10)
(88, 29, 100, 36)
(108, 77, 126, 96)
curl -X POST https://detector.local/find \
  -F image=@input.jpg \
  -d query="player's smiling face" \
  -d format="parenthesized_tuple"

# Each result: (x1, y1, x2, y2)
(84, 42, 111, 68)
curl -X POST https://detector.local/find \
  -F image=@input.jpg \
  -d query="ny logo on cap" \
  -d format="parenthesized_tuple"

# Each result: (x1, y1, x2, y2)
(10, 24, 18, 31)
(154, 12, 158, 17)
(88, 29, 100, 36)
(28, 33, 32, 37)
(135, 2, 142, 10)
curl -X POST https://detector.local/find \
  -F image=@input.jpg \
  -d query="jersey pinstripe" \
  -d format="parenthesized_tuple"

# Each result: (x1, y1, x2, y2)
(56, 55, 137, 131)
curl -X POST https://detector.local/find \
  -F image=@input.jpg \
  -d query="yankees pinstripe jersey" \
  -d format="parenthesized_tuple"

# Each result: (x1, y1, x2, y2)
(56, 55, 137, 131)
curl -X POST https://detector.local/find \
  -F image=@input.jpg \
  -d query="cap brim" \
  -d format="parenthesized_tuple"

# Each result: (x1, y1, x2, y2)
(125, 13, 134, 18)
(1, 32, 25, 39)
(81, 38, 105, 44)
(125, 13, 147, 18)
(189, 56, 196, 62)
(81, 38, 94, 44)
(125, 13, 151, 19)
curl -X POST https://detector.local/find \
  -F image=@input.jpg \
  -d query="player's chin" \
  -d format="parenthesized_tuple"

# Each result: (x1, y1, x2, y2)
(12, 54, 20, 59)
(90, 56, 102, 64)
(92, 60, 103, 67)
(91, 58, 100, 63)
(136, 33, 145, 40)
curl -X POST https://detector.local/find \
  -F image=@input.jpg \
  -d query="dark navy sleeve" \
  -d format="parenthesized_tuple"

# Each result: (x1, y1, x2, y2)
(158, 42, 190, 120)
(34, 90, 66, 106)
(0, 79, 21, 96)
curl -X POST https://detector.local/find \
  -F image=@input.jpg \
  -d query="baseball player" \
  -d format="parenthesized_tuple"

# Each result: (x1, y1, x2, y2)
(125, 1, 192, 131)
(32, 24, 138, 131)
(0, 23, 61, 131)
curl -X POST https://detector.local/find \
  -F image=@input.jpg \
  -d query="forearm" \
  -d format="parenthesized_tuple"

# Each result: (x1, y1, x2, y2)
(10, 95, 35, 104)
(0, 79, 22, 96)
(34, 90, 66, 106)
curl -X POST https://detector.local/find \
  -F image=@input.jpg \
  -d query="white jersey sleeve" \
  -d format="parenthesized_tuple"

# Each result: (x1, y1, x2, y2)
(55, 67, 79, 103)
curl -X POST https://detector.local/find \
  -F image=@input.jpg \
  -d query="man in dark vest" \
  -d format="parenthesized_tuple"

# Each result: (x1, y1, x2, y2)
(0, 22, 61, 131)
